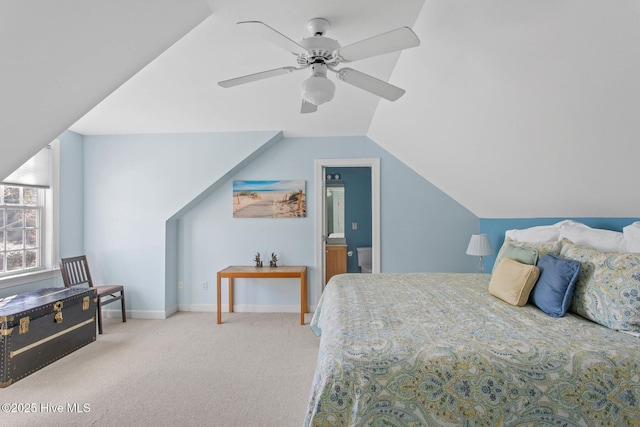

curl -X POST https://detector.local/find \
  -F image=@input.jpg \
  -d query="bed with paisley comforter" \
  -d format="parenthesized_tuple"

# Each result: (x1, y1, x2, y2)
(304, 272, 640, 426)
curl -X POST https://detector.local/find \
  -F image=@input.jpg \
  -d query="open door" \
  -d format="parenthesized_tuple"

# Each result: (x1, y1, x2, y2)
(315, 158, 380, 290)
(324, 179, 347, 284)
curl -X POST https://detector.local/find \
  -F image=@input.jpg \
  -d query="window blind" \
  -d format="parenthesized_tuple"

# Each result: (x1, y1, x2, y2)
(1, 144, 51, 188)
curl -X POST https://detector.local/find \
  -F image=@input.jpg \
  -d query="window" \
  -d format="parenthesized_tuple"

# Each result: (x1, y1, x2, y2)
(0, 141, 57, 286)
(0, 185, 44, 275)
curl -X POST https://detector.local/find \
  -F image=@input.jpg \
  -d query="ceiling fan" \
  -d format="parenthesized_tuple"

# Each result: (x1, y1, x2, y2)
(218, 18, 420, 113)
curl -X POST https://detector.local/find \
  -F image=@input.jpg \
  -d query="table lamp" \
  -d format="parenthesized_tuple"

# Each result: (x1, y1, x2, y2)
(466, 233, 493, 273)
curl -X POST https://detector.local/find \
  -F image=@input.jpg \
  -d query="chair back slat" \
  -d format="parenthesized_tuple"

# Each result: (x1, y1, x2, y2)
(60, 256, 95, 288)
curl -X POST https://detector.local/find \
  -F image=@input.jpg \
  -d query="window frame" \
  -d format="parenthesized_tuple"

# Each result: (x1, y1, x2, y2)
(0, 140, 59, 289)
(0, 185, 45, 277)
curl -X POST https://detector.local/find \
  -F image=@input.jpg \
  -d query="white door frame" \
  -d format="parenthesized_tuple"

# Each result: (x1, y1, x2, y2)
(314, 158, 380, 290)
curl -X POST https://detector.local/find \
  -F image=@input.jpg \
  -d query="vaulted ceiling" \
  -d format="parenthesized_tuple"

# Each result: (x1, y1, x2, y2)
(3, 1, 640, 218)
(69, 0, 426, 136)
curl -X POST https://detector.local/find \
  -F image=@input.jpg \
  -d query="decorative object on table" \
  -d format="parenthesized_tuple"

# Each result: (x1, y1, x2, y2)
(466, 233, 493, 273)
(233, 180, 306, 218)
(253, 252, 263, 267)
(270, 252, 279, 267)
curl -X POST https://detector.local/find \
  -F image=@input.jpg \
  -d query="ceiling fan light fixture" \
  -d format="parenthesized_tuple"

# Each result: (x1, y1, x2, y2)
(221, 19, 420, 113)
(301, 75, 335, 106)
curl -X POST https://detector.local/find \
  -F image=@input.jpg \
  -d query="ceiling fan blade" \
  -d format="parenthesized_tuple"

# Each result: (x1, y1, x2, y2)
(238, 21, 307, 56)
(301, 99, 318, 114)
(336, 68, 405, 101)
(218, 67, 299, 88)
(336, 27, 420, 63)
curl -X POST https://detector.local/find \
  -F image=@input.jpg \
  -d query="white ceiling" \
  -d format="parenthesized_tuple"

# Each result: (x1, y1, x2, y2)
(370, 0, 640, 218)
(4, 0, 640, 219)
(70, 0, 426, 137)
(0, 0, 212, 181)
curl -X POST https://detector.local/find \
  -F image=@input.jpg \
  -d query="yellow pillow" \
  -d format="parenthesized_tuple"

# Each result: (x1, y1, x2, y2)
(489, 257, 540, 306)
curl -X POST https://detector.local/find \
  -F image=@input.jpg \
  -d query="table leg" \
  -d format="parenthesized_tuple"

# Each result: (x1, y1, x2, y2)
(300, 272, 307, 325)
(217, 273, 222, 324)
(229, 278, 234, 313)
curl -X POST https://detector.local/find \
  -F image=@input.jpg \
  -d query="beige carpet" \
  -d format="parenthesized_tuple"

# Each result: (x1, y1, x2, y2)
(3, 312, 320, 427)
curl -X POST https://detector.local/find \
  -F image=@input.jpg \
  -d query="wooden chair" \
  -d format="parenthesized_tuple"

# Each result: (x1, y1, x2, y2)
(59, 255, 126, 334)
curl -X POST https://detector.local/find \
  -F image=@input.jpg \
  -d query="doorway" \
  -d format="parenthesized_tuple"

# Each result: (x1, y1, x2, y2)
(314, 158, 380, 289)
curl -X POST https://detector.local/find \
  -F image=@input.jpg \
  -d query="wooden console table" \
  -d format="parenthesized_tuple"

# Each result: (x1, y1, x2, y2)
(216, 266, 307, 325)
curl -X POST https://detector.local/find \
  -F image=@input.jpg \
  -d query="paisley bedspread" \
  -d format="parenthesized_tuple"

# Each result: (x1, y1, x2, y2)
(304, 273, 640, 426)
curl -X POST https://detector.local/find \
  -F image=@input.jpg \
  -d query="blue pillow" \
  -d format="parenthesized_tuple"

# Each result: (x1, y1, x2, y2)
(529, 254, 581, 317)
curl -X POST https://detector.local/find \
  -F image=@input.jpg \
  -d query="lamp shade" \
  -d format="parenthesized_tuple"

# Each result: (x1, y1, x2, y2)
(301, 76, 335, 105)
(466, 234, 493, 257)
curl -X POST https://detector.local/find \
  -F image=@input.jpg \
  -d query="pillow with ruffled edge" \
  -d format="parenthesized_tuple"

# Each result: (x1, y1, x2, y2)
(492, 238, 562, 273)
(559, 222, 624, 252)
(560, 239, 640, 333)
(529, 254, 581, 317)
(505, 220, 574, 243)
(623, 222, 640, 253)
(489, 257, 540, 306)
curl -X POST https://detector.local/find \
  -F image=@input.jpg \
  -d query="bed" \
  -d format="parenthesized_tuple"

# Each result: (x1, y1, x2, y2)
(304, 222, 640, 426)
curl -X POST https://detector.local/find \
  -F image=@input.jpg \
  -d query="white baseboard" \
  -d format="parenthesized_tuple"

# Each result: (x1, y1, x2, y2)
(178, 303, 220, 312)
(165, 304, 178, 318)
(178, 304, 303, 313)
(103, 304, 316, 320)
(102, 308, 167, 320)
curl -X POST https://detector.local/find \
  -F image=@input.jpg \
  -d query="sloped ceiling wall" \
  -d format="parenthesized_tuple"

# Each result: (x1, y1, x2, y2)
(0, 0, 212, 181)
(369, 0, 640, 218)
(3, 1, 638, 220)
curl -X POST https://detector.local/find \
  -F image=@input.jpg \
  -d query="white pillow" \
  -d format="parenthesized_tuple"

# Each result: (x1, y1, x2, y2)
(623, 222, 640, 253)
(559, 222, 624, 252)
(505, 220, 573, 243)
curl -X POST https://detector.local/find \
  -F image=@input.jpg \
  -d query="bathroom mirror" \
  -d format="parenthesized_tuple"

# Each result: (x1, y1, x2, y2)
(325, 183, 345, 244)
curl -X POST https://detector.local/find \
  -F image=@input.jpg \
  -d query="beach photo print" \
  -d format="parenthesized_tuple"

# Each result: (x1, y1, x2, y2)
(233, 180, 306, 218)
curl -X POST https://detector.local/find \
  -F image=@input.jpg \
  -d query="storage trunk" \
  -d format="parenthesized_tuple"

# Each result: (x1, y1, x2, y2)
(0, 287, 96, 387)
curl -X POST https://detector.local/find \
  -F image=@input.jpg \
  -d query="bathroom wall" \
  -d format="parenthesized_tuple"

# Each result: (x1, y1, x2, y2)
(326, 167, 372, 273)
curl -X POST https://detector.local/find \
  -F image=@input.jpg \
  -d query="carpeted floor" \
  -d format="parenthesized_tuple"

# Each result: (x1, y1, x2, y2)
(2, 312, 320, 427)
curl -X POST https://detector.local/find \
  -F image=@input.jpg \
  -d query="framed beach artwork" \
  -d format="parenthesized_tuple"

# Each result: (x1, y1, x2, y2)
(233, 180, 306, 218)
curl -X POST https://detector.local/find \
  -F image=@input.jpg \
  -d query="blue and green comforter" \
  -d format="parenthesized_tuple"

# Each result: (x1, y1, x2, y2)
(305, 273, 640, 426)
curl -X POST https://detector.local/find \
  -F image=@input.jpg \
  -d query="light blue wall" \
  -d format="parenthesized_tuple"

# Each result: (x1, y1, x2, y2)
(480, 217, 640, 271)
(6, 131, 638, 315)
(380, 145, 479, 274)
(177, 135, 479, 310)
(59, 130, 85, 258)
(2, 132, 479, 311)
(82, 131, 282, 318)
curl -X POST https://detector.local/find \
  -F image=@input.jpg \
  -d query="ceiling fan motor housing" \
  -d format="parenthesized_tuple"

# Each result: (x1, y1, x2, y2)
(297, 36, 341, 67)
